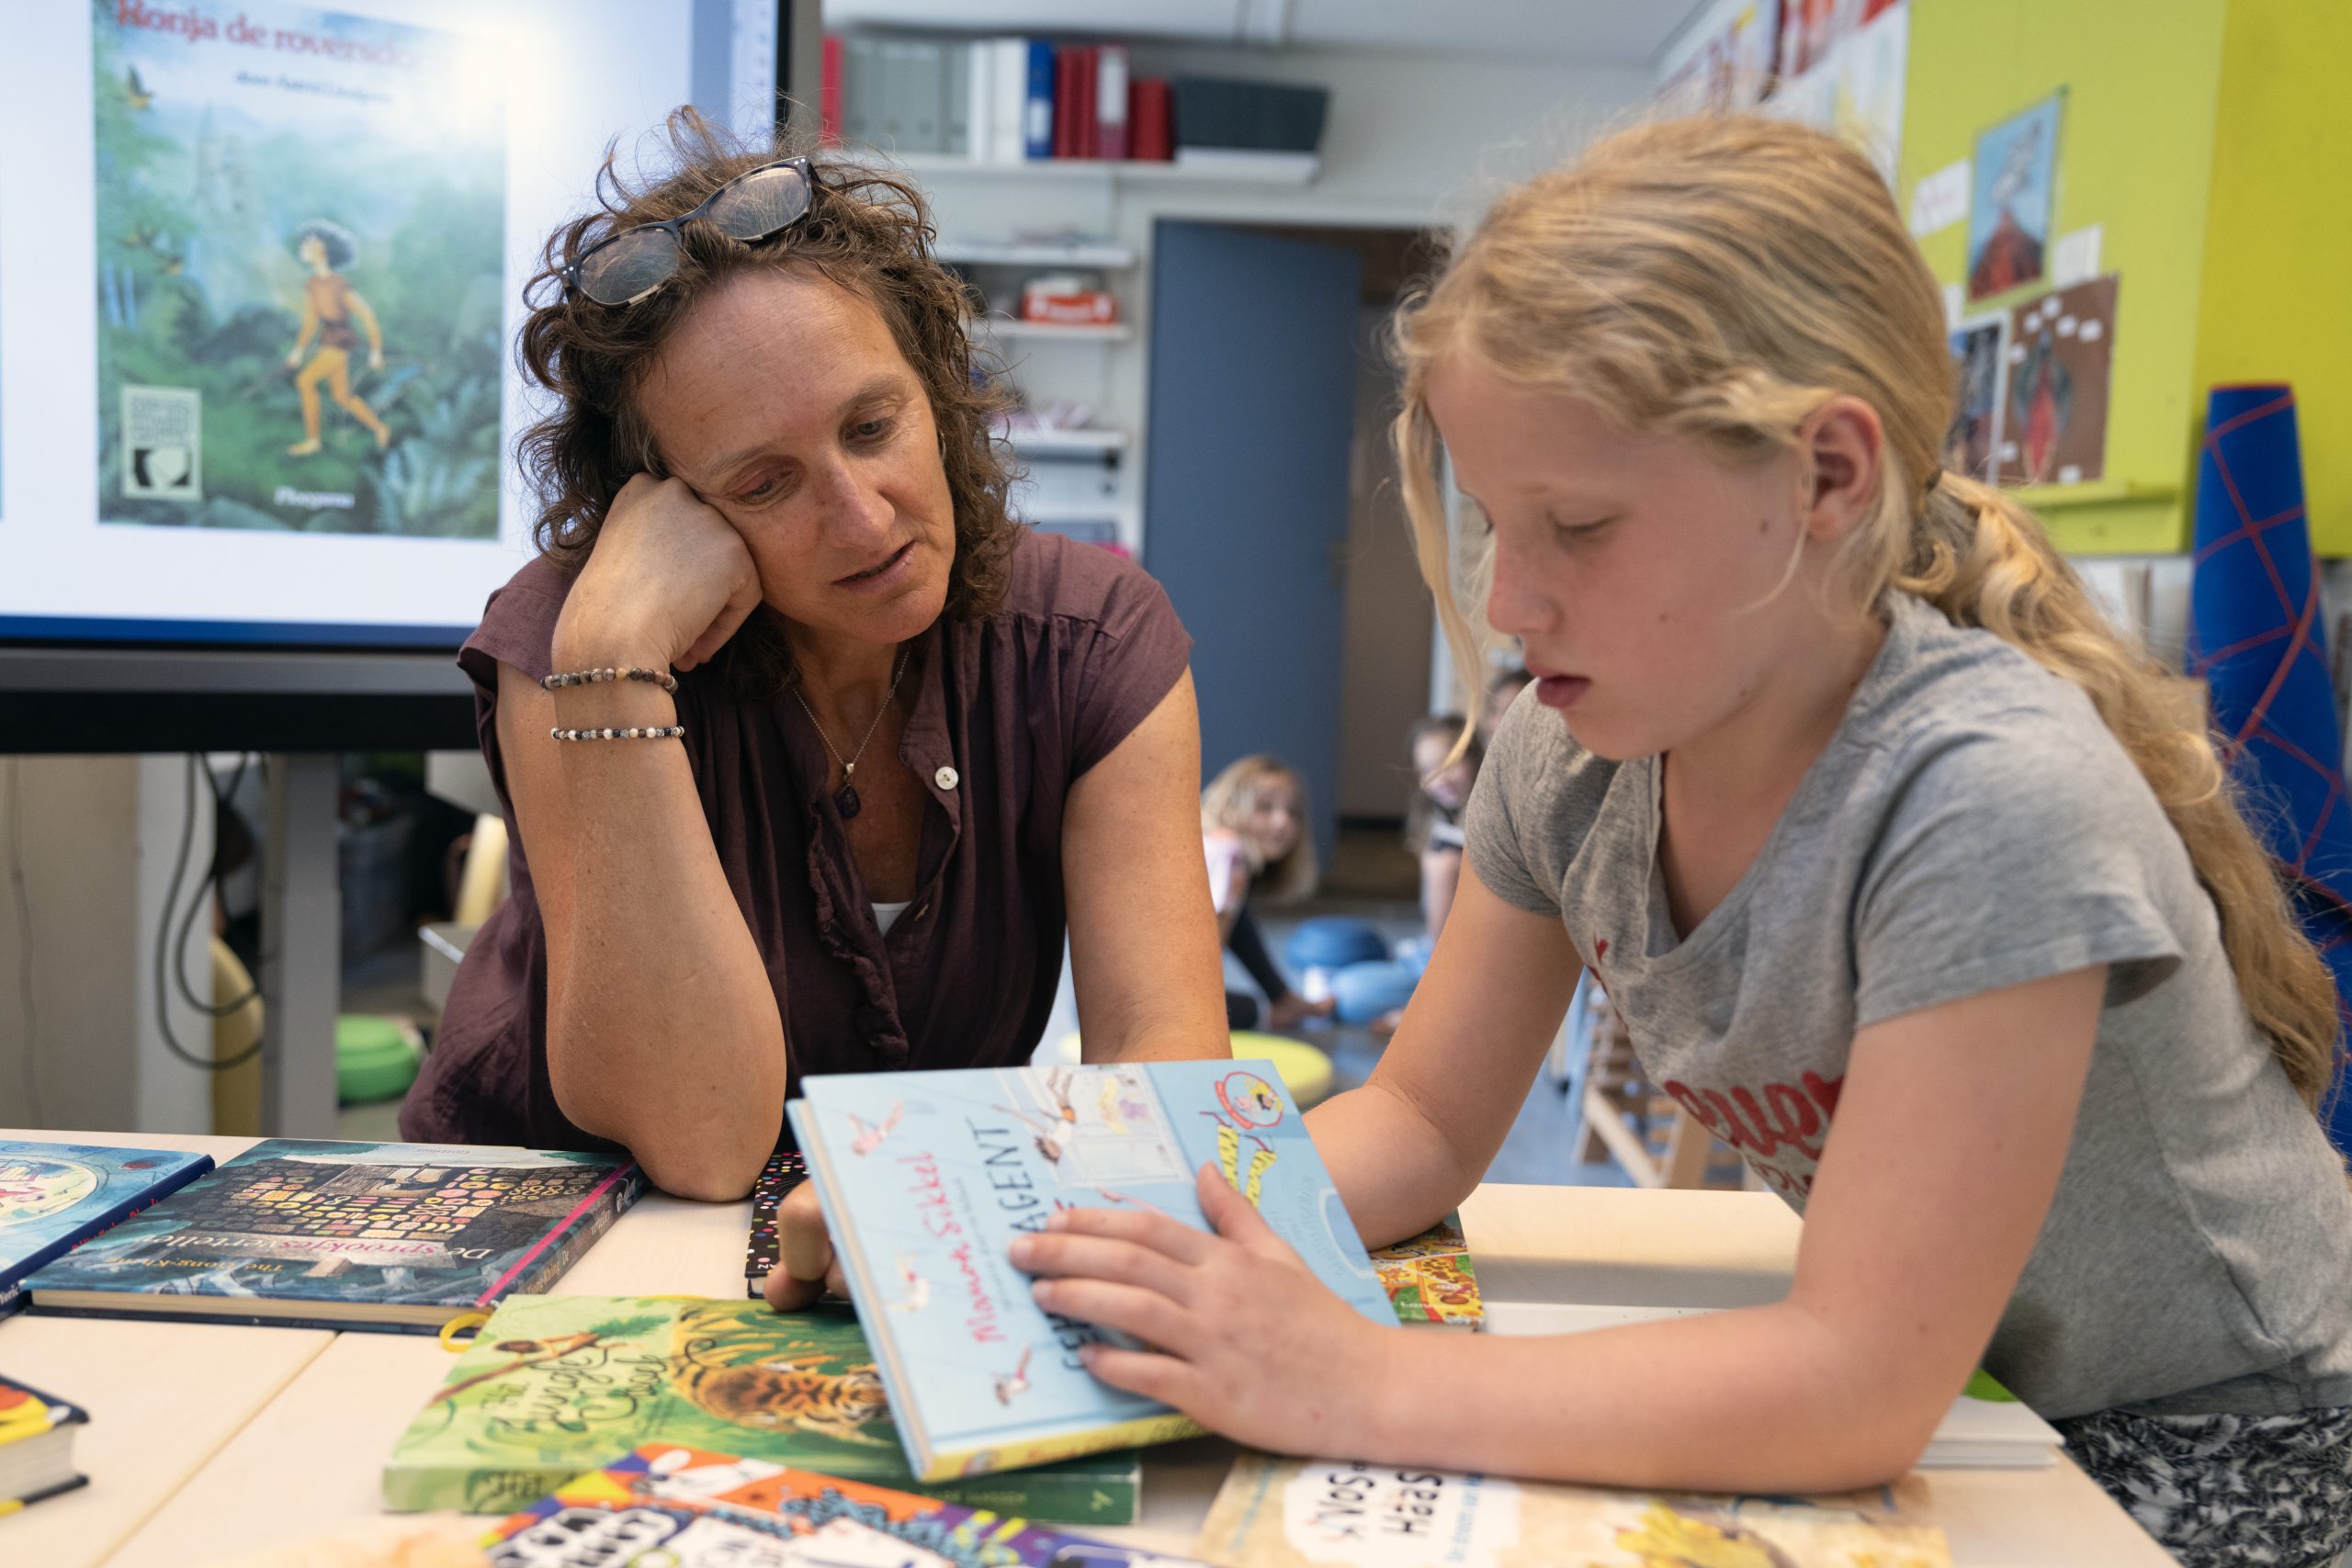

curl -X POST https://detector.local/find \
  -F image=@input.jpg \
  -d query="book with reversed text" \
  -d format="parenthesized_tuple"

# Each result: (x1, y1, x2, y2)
(787, 1059, 1396, 1483)
(1195, 1453, 1951, 1568)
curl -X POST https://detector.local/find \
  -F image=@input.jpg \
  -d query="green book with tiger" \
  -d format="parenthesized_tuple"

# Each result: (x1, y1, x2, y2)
(380, 1294, 1143, 1524)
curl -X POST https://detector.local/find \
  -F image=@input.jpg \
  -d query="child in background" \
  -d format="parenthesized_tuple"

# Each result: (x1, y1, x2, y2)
(1201, 755, 1332, 1032)
(1481, 664, 1532, 741)
(1403, 713, 1482, 941)
(1015, 116, 2352, 1566)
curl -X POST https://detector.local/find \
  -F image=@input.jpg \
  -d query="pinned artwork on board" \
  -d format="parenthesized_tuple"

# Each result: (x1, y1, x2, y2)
(1999, 275, 2119, 488)
(93, 0, 506, 537)
(1653, 0, 1781, 117)
(1943, 313, 2007, 485)
(1761, 0, 1909, 185)
(1966, 94, 2062, 302)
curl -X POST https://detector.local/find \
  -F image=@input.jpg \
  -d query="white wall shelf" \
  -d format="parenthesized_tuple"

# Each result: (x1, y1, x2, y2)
(896, 152, 1318, 186)
(978, 319, 1135, 342)
(937, 240, 1138, 268)
(1004, 427, 1130, 457)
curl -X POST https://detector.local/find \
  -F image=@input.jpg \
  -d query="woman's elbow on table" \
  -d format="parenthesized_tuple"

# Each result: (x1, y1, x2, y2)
(548, 1057, 775, 1201)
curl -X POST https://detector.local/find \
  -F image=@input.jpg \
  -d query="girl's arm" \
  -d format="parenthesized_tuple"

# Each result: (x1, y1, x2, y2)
(1061, 672, 1233, 1065)
(1419, 844, 1463, 937)
(1305, 863, 1581, 1247)
(1020, 961, 2105, 1492)
(1225, 907, 1288, 1003)
(1204, 829, 1249, 942)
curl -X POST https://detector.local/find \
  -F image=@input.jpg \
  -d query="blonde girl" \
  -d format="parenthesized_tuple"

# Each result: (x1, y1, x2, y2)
(1013, 117, 2352, 1565)
(1201, 755, 1329, 1031)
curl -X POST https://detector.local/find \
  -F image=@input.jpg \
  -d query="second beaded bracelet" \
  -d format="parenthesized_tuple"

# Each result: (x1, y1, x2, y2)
(551, 725, 686, 742)
(541, 665, 680, 694)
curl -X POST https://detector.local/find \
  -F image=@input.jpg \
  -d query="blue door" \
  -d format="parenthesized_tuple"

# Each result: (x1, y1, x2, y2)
(1145, 221, 1362, 869)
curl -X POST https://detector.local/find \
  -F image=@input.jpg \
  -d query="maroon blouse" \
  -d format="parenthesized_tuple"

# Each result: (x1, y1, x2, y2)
(401, 529, 1192, 1151)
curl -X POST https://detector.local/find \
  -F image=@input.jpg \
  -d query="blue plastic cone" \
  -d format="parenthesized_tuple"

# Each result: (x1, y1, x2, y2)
(2187, 384, 2352, 1149)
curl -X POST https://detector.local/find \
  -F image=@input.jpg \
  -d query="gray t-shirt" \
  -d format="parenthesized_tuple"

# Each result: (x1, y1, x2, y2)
(1468, 591, 2352, 1419)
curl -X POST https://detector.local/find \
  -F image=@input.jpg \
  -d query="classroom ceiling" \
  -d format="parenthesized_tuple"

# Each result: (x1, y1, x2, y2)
(820, 0, 1713, 67)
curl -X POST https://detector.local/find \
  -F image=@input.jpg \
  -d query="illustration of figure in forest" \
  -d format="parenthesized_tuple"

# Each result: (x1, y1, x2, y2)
(283, 219, 391, 457)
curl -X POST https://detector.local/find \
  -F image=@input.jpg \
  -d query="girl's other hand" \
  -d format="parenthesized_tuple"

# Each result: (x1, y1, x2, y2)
(554, 473, 763, 674)
(1008, 1163, 1395, 1457)
(763, 1178, 846, 1311)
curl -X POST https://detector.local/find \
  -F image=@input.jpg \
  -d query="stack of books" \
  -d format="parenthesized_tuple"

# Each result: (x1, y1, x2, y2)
(821, 31, 1327, 175)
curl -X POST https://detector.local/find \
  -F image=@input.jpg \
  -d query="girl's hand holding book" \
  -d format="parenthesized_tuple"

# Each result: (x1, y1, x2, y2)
(763, 1177, 848, 1310)
(1008, 1162, 1396, 1457)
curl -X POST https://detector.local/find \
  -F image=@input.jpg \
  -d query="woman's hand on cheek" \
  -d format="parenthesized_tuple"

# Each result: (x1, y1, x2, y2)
(555, 473, 764, 673)
(1008, 1163, 1394, 1458)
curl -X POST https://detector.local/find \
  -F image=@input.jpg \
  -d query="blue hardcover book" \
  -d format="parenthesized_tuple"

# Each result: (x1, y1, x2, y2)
(0, 1141, 214, 1316)
(1023, 38, 1057, 160)
(786, 1058, 1391, 1482)
(22, 1139, 643, 1333)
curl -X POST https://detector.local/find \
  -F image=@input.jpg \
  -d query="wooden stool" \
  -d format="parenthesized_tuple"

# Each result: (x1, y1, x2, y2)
(1572, 987, 1745, 1190)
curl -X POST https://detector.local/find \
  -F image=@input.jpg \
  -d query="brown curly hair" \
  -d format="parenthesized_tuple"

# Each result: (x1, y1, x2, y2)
(514, 108, 1021, 694)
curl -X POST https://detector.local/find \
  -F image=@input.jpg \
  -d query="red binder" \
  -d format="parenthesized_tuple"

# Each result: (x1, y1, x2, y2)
(819, 34, 842, 145)
(1129, 76, 1171, 162)
(1052, 44, 1079, 159)
(1072, 46, 1098, 160)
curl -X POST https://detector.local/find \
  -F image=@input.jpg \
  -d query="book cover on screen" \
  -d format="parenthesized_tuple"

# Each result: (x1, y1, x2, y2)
(482, 1442, 1204, 1567)
(1368, 1213, 1481, 1329)
(1194, 1454, 1952, 1568)
(0, 1140, 215, 1314)
(786, 1059, 1396, 1483)
(92, 0, 505, 537)
(384, 1294, 1143, 1527)
(0, 1374, 90, 1516)
(22, 1140, 642, 1332)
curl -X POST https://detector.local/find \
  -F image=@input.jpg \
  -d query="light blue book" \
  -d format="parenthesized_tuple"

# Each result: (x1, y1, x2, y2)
(787, 1058, 1389, 1482)
(0, 1141, 215, 1315)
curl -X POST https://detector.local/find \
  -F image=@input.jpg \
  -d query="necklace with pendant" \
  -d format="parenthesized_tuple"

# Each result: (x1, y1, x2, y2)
(791, 647, 910, 820)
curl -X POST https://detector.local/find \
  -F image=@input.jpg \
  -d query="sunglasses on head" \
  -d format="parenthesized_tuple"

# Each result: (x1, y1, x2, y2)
(561, 157, 815, 307)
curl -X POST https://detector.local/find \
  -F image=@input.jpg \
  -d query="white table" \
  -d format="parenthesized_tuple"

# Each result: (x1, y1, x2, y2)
(1, 1131, 2171, 1565)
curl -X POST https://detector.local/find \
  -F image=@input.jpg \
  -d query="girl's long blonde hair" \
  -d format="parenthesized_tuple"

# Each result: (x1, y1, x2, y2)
(1390, 114, 2339, 1112)
(1202, 755, 1319, 903)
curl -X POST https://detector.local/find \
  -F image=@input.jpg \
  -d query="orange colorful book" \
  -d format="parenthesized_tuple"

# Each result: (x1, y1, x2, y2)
(0, 1374, 88, 1515)
(1370, 1212, 1482, 1328)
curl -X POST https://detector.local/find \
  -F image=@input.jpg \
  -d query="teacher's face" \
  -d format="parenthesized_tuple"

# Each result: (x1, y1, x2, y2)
(638, 267, 956, 650)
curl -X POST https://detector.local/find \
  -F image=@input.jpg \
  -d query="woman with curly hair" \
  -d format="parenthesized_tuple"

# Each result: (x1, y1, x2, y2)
(404, 113, 1229, 1233)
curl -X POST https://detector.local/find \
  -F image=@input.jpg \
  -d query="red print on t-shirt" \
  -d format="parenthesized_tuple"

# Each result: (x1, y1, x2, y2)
(1661, 1071, 1845, 1199)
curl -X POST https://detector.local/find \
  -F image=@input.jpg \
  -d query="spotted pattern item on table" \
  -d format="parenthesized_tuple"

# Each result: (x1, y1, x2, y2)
(742, 1151, 808, 1297)
(2055, 1402, 2352, 1567)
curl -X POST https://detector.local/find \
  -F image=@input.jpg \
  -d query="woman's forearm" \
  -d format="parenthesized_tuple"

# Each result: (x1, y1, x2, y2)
(537, 667, 786, 1198)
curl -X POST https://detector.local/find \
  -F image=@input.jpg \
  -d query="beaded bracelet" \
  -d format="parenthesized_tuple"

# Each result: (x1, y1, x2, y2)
(550, 725, 686, 742)
(541, 666, 680, 694)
